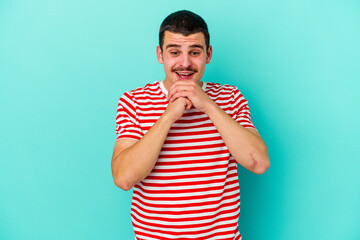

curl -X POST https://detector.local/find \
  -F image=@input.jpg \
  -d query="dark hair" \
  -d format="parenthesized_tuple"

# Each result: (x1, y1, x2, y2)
(159, 10, 210, 51)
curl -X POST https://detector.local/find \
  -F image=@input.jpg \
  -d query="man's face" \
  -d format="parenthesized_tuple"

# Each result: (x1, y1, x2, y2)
(156, 31, 212, 88)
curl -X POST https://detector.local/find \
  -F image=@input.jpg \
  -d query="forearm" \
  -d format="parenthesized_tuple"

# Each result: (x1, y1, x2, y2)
(112, 115, 173, 190)
(206, 102, 269, 174)
(166, 80, 269, 174)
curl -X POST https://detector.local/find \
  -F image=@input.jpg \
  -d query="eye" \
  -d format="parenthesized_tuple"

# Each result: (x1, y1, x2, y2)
(170, 51, 179, 55)
(190, 51, 200, 56)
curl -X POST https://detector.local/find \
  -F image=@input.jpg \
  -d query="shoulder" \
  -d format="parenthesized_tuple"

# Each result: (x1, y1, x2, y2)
(127, 82, 161, 96)
(205, 82, 241, 95)
(120, 81, 163, 101)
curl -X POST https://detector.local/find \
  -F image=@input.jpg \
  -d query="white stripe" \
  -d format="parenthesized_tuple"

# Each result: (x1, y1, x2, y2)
(141, 120, 222, 129)
(133, 187, 239, 206)
(171, 118, 213, 127)
(163, 139, 224, 147)
(134, 182, 239, 199)
(153, 160, 230, 170)
(142, 167, 237, 184)
(159, 146, 228, 156)
(175, 114, 209, 121)
(120, 95, 136, 115)
(148, 167, 229, 177)
(137, 104, 166, 109)
(138, 109, 165, 114)
(132, 194, 239, 213)
(131, 207, 239, 228)
(139, 175, 238, 191)
(133, 189, 240, 209)
(168, 126, 217, 133)
(164, 132, 221, 140)
(118, 126, 140, 132)
(157, 153, 230, 162)
(136, 98, 166, 103)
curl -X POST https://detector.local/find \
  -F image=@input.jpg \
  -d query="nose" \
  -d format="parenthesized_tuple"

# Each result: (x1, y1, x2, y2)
(179, 53, 192, 68)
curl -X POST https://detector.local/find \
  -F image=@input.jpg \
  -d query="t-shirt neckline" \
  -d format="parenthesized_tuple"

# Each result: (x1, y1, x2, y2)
(159, 81, 207, 97)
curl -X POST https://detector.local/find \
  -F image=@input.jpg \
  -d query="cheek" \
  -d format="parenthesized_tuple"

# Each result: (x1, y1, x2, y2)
(195, 60, 207, 70)
(164, 63, 174, 73)
(165, 60, 177, 70)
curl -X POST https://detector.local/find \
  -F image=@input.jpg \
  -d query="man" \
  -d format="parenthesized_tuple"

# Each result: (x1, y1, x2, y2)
(111, 10, 269, 240)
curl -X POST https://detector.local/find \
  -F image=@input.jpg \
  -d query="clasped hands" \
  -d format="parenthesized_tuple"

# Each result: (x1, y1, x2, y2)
(165, 80, 215, 122)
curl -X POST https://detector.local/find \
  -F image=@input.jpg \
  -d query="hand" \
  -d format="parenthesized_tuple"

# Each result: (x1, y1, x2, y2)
(163, 97, 192, 123)
(168, 80, 214, 113)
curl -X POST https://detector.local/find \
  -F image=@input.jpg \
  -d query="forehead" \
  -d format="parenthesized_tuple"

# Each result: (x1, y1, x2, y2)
(163, 31, 206, 48)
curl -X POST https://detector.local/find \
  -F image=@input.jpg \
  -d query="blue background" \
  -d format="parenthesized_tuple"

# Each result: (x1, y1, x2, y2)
(1, 0, 359, 239)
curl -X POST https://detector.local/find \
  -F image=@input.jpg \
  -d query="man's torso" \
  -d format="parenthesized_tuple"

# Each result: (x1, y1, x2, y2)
(116, 81, 255, 240)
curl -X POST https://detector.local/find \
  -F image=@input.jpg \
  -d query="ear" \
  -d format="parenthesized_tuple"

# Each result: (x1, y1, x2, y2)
(206, 45, 213, 64)
(156, 46, 164, 64)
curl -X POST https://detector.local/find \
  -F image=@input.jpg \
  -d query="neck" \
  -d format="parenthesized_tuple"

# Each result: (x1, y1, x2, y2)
(163, 79, 203, 91)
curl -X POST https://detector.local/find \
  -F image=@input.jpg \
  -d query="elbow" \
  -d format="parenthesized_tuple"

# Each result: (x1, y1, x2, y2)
(119, 184, 133, 191)
(248, 150, 270, 175)
(252, 159, 270, 174)
(111, 160, 134, 191)
(112, 167, 134, 191)
(113, 177, 133, 191)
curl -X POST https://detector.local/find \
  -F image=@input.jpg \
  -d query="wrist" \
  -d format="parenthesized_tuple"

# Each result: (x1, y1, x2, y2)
(204, 100, 219, 117)
(159, 112, 177, 127)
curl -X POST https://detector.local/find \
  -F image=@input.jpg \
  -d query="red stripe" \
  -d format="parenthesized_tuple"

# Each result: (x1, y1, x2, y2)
(141, 172, 238, 188)
(158, 149, 229, 159)
(155, 156, 232, 166)
(169, 122, 215, 130)
(133, 220, 239, 240)
(145, 165, 237, 181)
(135, 179, 239, 195)
(131, 206, 239, 226)
(164, 136, 223, 144)
(152, 163, 229, 173)
(133, 183, 239, 203)
(132, 214, 238, 237)
(161, 142, 225, 152)
(167, 129, 219, 137)
(132, 195, 240, 215)
(132, 191, 239, 210)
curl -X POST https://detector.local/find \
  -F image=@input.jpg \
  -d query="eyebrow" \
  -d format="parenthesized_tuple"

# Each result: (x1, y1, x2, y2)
(166, 44, 181, 49)
(165, 44, 205, 49)
(189, 44, 204, 49)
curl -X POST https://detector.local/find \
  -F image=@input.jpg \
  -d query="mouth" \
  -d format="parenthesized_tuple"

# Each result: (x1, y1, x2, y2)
(175, 71, 195, 80)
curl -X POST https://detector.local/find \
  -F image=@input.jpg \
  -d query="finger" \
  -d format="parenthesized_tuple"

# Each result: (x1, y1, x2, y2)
(169, 82, 196, 96)
(169, 91, 181, 102)
(170, 80, 197, 89)
(184, 97, 192, 109)
(170, 90, 189, 102)
(168, 86, 195, 101)
(183, 97, 193, 110)
(169, 84, 194, 96)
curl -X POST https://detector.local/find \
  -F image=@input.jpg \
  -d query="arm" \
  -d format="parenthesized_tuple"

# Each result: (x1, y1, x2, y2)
(168, 81, 270, 174)
(111, 97, 192, 191)
(204, 102, 269, 174)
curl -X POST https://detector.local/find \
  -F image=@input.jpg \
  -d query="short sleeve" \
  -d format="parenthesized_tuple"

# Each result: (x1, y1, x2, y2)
(115, 92, 143, 141)
(233, 87, 257, 130)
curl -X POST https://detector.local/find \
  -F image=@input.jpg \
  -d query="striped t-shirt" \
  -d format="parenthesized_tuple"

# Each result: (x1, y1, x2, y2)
(116, 81, 256, 240)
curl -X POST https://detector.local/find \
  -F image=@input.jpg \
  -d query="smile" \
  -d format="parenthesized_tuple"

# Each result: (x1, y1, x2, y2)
(176, 72, 194, 79)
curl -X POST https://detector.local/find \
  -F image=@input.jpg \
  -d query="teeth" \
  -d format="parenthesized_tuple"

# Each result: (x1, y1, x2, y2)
(177, 72, 192, 75)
